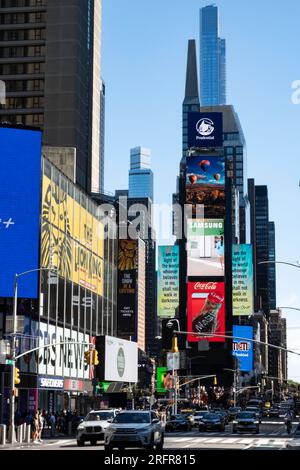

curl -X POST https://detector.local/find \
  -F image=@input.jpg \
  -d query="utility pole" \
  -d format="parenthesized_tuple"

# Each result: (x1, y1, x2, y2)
(171, 335, 179, 415)
(8, 274, 18, 443)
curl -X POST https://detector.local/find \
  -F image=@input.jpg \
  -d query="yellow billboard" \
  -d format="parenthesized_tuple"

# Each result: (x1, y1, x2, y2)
(41, 175, 104, 296)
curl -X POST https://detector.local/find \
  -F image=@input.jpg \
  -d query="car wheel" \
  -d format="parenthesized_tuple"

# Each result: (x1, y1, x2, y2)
(90, 439, 97, 446)
(156, 434, 164, 451)
(77, 439, 85, 447)
(256, 428, 260, 434)
(233, 429, 237, 434)
(145, 435, 155, 452)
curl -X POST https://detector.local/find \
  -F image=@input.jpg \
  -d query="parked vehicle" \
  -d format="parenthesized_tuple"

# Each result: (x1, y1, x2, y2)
(104, 411, 164, 451)
(199, 413, 225, 432)
(165, 415, 192, 432)
(233, 412, 259, 434)
(77, 409, 119, 446)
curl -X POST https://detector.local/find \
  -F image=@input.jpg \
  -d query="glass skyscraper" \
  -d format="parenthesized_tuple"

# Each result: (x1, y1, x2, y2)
(200, 4, 226, 106)
(128, 147, 154, 200)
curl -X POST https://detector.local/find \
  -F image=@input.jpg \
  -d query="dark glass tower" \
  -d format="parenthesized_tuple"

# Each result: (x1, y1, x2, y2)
(255, 186, 270, 314)
(268, 221, 276, 310)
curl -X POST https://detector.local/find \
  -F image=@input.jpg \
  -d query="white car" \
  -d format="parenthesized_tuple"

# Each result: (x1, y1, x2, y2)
(77, 409, 119, 446)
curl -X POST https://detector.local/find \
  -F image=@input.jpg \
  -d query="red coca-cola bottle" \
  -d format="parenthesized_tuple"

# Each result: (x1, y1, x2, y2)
(192, 291, 224, 336)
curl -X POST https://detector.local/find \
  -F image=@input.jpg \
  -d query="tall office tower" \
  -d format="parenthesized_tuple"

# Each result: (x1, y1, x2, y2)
(268, 309, 287, 393)
(200, 4, 226, 106)
(128, 147, 153, 200)
(255, 186, 270, 314)
(0, 0, 104, 194)
(268, 222, 276, 310)
(182, 39, 200, 157)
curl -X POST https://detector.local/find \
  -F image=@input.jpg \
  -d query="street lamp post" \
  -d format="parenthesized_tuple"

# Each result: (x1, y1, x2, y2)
(224, 368, 238, 407)
(9, 268, 57, 443)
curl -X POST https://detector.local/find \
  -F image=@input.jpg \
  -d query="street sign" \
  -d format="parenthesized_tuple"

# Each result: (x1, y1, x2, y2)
(6, 359, 15, 365)
(167, 352, 180, 371)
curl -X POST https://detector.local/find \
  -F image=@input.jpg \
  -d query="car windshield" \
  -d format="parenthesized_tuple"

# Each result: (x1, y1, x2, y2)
(84, 411, 114, 421)
(113, 413, 150, 424)
(229, 408, 240, 412)
(204, 414, 219, 420)
(237, 412, 256, 419)
(194, 411, 208, 416)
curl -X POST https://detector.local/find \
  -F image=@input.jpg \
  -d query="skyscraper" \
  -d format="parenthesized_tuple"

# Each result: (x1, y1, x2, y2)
(199, 4, 226, 106)
(255, 185, 270, 314)
(268, 221, 277, 310)
(128, 147, 153, 200)
(0, 0, 104, 194)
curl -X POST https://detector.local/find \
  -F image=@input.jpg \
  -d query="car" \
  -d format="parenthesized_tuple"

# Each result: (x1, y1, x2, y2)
(247, 399, 262, 409)
(213, 409, 229, 425)
(165, 415, 192, 432)
(179, 409, 195, 426)
(104, 410, 164, 451)
(199, 413, 225, 432)
(228, 407, 242, 421)
(245, 406, 262, 423)
(233, 412, 260, 434)
(193, 410, 211, 426)
(76, 409, 119, 446)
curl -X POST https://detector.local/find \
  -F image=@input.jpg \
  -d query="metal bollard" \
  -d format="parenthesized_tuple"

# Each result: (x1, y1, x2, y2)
(25, 425, 31, 443)
(0, 424, 6, 445)
(22, 423, 26, 443)
(16, 425, 21, 443)
(68, 422, 72, 436)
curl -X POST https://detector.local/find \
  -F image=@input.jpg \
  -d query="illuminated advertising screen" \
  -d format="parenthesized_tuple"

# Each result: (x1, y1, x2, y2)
(232, 244, 254, 316)
(41, 175, 104, 297)
(232, 326, 253, 372)
(186, 155, 225, 218)
(117, 239, 137, 336)
(188, 112, 223, 148)
(0, 127, 42, 298)
(187, 281, 225, 343)
(187, 219, 224, 277)
(156, 367, 168, 394)
(157, 246, 179, 318)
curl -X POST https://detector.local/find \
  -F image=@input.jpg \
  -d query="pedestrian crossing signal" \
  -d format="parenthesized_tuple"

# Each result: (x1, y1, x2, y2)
(14, 367, 21, 385)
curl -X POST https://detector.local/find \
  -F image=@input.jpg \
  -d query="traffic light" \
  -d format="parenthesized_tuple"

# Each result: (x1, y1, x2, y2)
(213, 376, 217, 386)
(14, 367, 21, 385)
(84, 350, 91, 366)
(171, 336, 179, 353)
(92, 349, 99, 366)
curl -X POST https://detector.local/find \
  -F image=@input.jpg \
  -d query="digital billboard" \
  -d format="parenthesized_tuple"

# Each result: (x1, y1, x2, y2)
(157, 246, 179, 318)
(186, 155, 225, 218)
(232, 326, 253, 372)
(95, 335, 138, 383)
(41, 175, 104, 297)
(187, 219, 224, 277)
(0, 127, 42, 298)
(187, 281, 225, 343)
(117, 239, 137, 336)
(156, 367, 168, 394)
(188, 112, 223, 148)
(232, 244, 254, 316)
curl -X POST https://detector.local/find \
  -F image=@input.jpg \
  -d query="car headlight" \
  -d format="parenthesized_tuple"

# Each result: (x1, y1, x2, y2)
(254, 421, 259, 424)
(77, 425, 85, 431)
(232, 421, 238, 424)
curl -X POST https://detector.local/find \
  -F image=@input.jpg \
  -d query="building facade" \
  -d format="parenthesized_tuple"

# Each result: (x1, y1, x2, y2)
(199, 4, 226, 106)
(128, 147, 153, 201)
(0, 0, 104, 194)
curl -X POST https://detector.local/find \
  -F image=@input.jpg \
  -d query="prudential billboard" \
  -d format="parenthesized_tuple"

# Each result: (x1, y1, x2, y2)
(188, 112, 223, 148)
(0, 126, 42, 298)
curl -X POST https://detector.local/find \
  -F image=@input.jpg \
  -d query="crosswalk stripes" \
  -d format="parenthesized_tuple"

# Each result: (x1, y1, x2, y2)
(165, 435, 290, 449)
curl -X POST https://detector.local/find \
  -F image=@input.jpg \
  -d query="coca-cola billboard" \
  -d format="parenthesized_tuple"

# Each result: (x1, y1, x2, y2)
(187, 281, 225, 343)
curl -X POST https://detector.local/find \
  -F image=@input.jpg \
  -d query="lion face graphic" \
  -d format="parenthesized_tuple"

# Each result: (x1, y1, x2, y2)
(118, 240, 137, 271)
(41, 180, 72, 280)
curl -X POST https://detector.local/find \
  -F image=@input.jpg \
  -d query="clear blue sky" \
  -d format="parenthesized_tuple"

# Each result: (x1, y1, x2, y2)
(102, 0, 300, 380)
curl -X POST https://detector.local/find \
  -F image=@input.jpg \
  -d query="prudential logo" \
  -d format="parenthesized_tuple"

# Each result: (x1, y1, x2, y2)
(196, 118, 215, 137)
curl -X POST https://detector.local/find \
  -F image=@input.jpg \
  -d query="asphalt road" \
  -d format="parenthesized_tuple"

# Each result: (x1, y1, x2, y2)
(2, 419, 299, 451)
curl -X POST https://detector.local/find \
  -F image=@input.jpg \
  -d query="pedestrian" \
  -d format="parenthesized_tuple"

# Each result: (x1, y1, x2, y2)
(37, 409, 44, 442)
(49, 412, 56, 437)
(32, 411, 39, 444)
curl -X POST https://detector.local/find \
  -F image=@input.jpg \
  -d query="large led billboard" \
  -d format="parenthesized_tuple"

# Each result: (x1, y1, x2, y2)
(232, 326, 253, 372)
(117, 239, 137, 336)
(187, 281, 225, 343)
(95, 335, 138, 383)
(186, 155, 225, 218)
(187, 219, 224, 277)
(157, 246, 179, 318)
(0, 127, 42, 298)
(188, 112, 223, 148)
(156, 367, 168, 394)
(232, 244, 254, 316)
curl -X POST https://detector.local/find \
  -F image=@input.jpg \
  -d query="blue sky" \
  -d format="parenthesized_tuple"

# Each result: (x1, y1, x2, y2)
(102, 0, 300, 380)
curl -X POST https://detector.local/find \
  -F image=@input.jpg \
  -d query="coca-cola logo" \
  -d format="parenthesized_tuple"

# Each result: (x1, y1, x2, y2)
(194, 282, 217, 291)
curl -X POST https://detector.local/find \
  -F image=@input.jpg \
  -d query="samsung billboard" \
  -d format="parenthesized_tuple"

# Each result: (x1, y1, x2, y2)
(0, 126, 42, 298)
(232, 325, 253, 373)
(188, 112, 223, 148)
